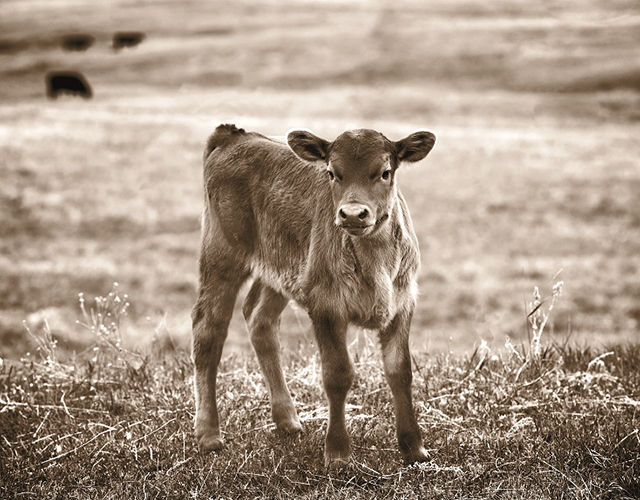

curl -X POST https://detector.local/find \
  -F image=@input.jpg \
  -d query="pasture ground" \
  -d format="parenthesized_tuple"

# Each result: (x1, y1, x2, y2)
(1, 316, 639, 499)
(1, 1, 639, 495)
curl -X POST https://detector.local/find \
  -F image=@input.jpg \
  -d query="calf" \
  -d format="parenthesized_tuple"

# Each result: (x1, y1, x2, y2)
(192, 124, 436, 468)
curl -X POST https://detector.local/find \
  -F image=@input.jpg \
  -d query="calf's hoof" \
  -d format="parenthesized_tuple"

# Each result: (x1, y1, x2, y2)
(325, 455, 350, 470)
(276, 417, 302, 435)
(402, 445, 429, 465)
(324, 442, 350, 470)
(196, 430, 224, 453)
(273, 404, 302, 434)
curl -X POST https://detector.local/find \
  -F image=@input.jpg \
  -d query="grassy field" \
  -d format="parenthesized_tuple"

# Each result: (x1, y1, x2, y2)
(0, 1, 639, 495)
(1, 306, 639, 498)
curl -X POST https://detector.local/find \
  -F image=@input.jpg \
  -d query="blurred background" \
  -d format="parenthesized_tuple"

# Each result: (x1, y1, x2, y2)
(1, 0, 639, 360)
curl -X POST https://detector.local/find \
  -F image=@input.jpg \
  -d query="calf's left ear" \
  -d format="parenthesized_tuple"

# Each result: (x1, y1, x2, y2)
(287, 130, 331, 164)
(395, 131, 436, 163)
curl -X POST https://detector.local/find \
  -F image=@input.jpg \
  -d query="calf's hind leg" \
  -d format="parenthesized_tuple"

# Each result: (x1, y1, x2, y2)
(243, 280, 301, 433)
(192, 267, 247, 452)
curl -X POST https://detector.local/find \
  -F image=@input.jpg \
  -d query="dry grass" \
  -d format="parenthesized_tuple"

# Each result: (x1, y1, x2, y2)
(1, 285, 639, 498)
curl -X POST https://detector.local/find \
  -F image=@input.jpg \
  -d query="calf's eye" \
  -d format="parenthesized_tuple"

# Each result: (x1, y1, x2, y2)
(381, 170, 391, 181)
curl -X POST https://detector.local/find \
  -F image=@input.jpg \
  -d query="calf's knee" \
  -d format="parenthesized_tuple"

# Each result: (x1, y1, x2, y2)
(323, 362, 354, 396)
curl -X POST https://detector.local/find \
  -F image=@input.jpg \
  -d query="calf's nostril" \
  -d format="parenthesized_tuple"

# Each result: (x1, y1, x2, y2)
(339, 209, 347, 220)
(358, 209, 368, 220)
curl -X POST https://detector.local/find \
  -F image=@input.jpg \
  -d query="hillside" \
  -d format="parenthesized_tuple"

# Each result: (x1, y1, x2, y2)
(0, 0, 639, 358)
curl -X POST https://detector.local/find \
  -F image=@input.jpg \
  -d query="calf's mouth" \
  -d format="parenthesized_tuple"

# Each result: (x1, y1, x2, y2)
(338, 213, 389, 237)
(341, 225, 372, 236)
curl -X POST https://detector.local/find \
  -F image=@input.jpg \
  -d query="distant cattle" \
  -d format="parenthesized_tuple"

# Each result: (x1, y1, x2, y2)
(61, 34, 95, 52)
(46, 71, 92, 99)
(0, 39, 29, 54)
(192, 124, 436, 468)
(112, 31, 146, 50)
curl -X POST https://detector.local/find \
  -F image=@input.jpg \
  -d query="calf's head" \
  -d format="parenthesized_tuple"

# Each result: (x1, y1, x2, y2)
(288, 129, 436, 236)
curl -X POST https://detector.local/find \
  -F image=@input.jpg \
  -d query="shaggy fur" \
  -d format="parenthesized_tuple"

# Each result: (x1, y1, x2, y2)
(192, 124, 436, 467)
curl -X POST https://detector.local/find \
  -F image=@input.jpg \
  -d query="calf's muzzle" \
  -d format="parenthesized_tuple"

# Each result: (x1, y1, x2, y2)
(336, 203, 375, 236)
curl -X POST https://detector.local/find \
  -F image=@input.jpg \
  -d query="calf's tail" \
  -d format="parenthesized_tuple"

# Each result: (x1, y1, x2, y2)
(204, 123, 246, 162)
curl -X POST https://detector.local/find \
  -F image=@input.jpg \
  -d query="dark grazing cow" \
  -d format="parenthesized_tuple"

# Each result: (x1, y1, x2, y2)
(112, 31, 146, 50)
(0, 39, 29, 54)
(61, 34, 95, 52)
(46, 71, 92, 99)
(192, 124, 436, 468)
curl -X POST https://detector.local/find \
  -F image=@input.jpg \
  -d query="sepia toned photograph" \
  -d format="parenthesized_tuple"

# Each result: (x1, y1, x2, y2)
(1, 0, 639, 497)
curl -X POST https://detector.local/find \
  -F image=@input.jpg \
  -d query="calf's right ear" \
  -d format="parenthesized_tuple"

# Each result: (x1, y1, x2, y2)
(287, 130, 331, 163)
(395, 131, 436, 163)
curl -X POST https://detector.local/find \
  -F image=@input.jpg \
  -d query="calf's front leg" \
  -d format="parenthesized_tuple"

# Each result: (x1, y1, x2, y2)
(379, 308, 429, 464)
(311, 315, 354, 469)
